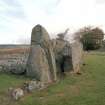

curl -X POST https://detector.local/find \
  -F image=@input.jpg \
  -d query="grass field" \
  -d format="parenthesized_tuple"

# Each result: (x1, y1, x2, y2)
(0, 51, 105, 105)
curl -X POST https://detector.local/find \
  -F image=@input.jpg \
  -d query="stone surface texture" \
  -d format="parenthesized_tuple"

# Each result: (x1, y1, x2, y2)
(26, 25, 57, 83)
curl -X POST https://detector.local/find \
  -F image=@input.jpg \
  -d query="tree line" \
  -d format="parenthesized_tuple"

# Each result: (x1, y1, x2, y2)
(76, 26, 104, 50)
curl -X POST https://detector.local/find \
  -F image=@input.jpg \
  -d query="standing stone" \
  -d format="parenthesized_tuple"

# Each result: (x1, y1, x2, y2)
(71, 36, 83, 74)
(52, 33, 73, 75)
(26, 24, 57, 83)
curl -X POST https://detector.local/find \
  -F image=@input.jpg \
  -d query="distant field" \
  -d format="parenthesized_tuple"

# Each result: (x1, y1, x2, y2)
(0, 44, 29, 49)
(0, 51, 105, 105)
(0, 48, 29, 54)
(0, 45, 30, 54)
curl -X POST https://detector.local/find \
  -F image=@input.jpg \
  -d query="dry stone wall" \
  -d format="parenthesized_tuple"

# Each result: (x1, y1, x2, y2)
(0, 48, 29, 74)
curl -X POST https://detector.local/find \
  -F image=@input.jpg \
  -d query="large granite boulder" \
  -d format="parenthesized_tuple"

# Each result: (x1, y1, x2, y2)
(10, 63, 26, 75)
(26, 25, 57, 83)
(26, 45, 51, 82)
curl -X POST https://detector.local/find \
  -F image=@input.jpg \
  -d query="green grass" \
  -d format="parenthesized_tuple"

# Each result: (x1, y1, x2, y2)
(1, 51, 105, 105)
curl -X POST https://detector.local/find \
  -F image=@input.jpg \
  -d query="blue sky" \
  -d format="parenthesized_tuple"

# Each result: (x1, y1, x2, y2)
(0, 0, 105, 44)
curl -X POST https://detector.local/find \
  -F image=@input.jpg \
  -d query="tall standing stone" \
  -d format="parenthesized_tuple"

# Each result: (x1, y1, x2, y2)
(26, 25, 57, 83)
(71, 35, 83, 74)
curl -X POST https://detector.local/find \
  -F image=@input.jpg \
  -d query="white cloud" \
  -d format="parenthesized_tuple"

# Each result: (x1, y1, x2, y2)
(0, 0, 105, 44)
